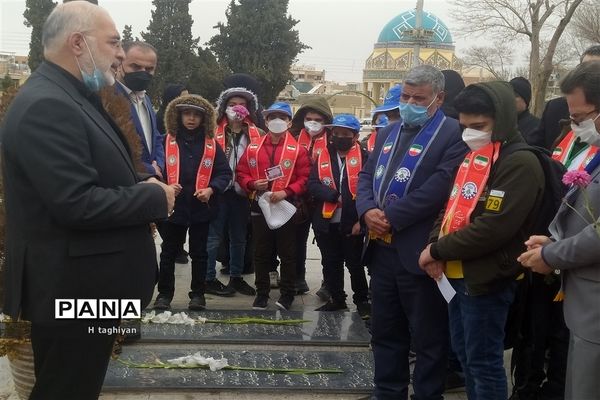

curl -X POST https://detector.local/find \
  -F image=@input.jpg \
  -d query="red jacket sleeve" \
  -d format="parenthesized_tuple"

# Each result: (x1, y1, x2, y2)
(235, 149, 255, 193)
(286, 146, 310, 196)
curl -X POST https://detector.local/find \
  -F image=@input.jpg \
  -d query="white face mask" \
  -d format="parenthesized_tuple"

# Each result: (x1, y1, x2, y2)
(304, 120, 324, 136)
(572, 114, 600, 146)
(462, 128, 492, 151)
(268, 118, 288, 134)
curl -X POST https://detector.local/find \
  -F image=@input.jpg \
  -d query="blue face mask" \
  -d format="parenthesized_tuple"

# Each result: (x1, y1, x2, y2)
(74, 36, 107, 92)
(399, 96, 437, 126)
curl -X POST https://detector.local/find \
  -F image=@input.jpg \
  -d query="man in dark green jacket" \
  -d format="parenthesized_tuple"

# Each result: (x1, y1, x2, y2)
(419, 81, 545, 400)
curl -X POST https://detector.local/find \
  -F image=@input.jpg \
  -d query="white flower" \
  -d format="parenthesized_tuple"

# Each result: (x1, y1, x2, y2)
(167, 352, 229, 371)
(141, 311, 155, 323)
(142, 311, 196, 326)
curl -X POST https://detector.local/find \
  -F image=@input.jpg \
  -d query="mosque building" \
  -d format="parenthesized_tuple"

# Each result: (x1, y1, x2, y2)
(361, 9, 461, 107)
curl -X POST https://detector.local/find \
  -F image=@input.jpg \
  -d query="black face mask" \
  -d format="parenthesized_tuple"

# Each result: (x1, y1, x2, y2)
(332, 136, 354, 152)
(123, 71, 153, 91)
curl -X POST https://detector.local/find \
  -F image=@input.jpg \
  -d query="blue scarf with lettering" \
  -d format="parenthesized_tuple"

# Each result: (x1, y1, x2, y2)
(373, 110, 446, 208)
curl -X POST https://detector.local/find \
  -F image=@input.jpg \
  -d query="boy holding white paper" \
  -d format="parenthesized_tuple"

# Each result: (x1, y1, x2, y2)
(236, 102, 310, 310)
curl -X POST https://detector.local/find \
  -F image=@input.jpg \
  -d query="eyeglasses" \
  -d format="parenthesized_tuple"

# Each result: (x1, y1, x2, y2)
(569, 110, 599, 126)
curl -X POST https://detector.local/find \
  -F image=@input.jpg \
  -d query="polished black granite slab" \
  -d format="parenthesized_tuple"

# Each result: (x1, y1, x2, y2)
(104, 344, 374, 393)
(136, 310, 370, 346)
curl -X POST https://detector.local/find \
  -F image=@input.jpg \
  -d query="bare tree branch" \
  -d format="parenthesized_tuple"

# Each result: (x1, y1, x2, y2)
(571, 2, 600, 44)
(451, 0, 586, 115)
(462, 42, 515, 81)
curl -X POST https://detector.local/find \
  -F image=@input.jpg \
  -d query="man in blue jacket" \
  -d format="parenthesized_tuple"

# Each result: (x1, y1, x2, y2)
(356, 65, 468, 400)
(115, 41, 165, 177)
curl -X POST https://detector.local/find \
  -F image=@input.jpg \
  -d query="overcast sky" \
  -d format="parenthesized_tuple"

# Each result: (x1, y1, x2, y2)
(1, 0, 478, 82)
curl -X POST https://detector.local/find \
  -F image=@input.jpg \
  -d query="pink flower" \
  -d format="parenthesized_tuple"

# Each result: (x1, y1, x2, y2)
(231, 105, 249, 120)
(562, 170, 592, 187)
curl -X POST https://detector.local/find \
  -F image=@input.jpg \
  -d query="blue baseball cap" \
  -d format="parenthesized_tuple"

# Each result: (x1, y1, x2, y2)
(372, 84, 402, 113)
(262, 102, 293, 118)
(373, 114, 389, 128)
(325, 114, 361, 133)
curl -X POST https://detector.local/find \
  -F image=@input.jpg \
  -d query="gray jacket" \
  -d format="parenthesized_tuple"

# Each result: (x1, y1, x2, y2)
(543, 164, 600, 344)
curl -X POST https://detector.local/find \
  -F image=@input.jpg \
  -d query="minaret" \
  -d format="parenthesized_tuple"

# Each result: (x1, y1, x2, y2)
(412, 0, 424, 67)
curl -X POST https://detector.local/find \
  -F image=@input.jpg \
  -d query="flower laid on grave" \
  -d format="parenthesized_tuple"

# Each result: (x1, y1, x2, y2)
(117, 352, 343, 375)
(141, 311, 311, 326)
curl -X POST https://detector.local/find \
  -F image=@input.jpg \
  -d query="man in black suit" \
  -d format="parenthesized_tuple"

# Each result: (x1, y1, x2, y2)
(0, 2, 174, 399)
(526, 46, 600, 149)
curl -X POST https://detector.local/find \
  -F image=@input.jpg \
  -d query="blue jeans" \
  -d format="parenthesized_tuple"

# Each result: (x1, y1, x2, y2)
(449, 278, 516, 400)
(206, 190, 249, 280)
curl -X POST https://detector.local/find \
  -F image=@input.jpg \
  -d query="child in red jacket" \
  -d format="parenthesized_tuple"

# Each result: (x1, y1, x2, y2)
(236, 102, 310, 311)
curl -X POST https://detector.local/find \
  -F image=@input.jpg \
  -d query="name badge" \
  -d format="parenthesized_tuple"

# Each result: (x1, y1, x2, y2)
(265, 165, 284, 181)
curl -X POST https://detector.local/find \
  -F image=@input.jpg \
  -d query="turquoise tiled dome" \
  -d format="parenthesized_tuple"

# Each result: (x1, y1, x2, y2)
(377, 10, 453, 45)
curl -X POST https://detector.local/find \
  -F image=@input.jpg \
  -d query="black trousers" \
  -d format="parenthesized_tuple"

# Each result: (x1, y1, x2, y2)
(295, 219, 311, 281)
(252, 214, 296, 297)
(513, 274, 569, 399)
(158, 221, 209, 299)
(370, 244, 448, 400)
(314, 224, 369, 304)
(29, 321, 117, 400)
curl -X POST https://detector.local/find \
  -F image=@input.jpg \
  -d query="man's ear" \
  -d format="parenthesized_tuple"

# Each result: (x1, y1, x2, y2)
(436, 91, 446, 106)
(68, 32, 86, 57)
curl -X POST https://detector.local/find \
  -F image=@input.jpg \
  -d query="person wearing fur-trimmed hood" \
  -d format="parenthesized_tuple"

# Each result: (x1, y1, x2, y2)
(203, 87, 265, 297)
(153, 94, 232, 312)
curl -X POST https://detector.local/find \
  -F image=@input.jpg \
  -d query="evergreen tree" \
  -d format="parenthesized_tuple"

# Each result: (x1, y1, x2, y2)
(122, 25, 134, 42)
(1, 74, 15, 91)
(23, 0, 57, 72)
(188, 47, 227, 103)
(208, 0, 309, 105)
(142, 0, 199, 101)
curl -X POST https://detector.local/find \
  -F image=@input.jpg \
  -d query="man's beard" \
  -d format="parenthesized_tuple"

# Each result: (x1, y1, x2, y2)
(80, 42, 115, 87)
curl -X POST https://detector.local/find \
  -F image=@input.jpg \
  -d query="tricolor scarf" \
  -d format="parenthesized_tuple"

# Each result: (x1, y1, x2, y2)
(245, 132, 300, 192)
(373, 110, 446, 208)
(297, 129, 328, 161)
(165, 133, 216, 191)
(440, 142, 501, 236)
(552, 131, 599, 171)
(317, 143, 362, 218)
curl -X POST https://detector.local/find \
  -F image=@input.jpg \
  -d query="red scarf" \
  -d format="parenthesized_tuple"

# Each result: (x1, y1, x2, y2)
(165, 133, 216, 191)
(245, 132, 300, 192)
(215, 117, 261, 151)
(367, 130, 377, 153)
(317, 143, 362, 218)
(441, 142, 501, 235)
(297, 129, 327, 161)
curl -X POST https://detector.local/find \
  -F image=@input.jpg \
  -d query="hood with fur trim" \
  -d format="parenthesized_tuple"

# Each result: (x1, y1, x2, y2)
(165, 94, 217, 138)
(215, 87, 259, 123)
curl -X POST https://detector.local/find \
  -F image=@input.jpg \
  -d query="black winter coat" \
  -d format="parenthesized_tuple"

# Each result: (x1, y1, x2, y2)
(308, 144, 368, 235)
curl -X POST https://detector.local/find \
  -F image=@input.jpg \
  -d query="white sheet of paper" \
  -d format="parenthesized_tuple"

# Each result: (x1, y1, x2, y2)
(257, 192, 297, 230)
(437, 273, 456, 303)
